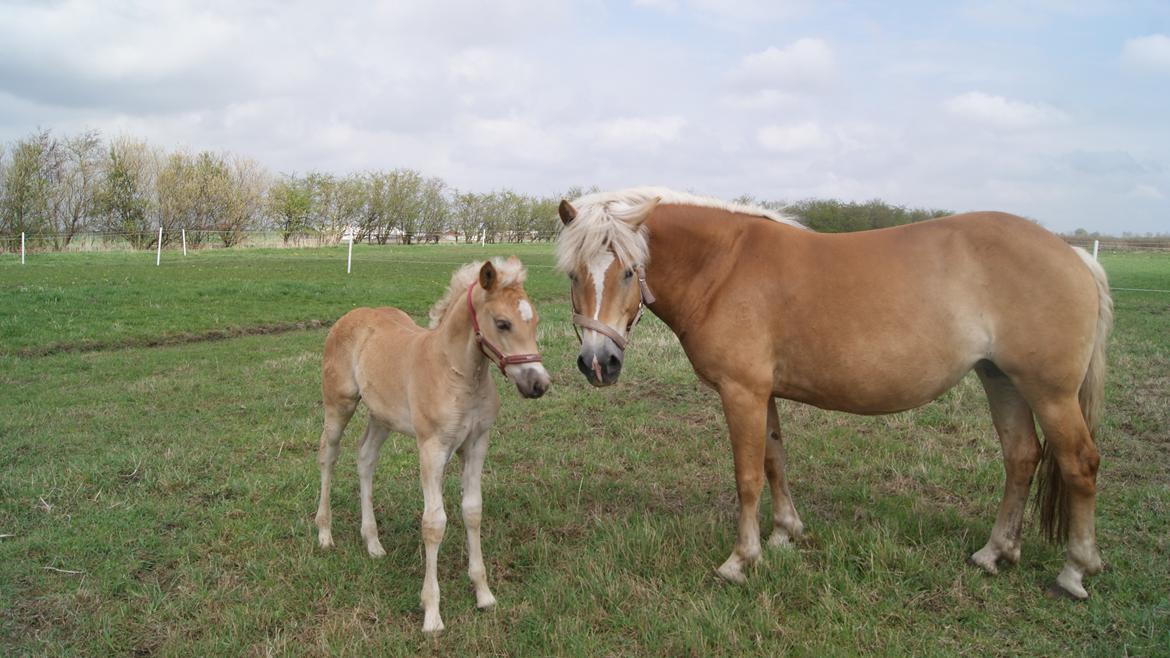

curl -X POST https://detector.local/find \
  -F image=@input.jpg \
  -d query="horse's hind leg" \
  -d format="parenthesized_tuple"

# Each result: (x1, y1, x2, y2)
(315, 396, 357, 549)
(357, 420, 391, 557)
(764, 398, 803, 548)
(1031, 396, 1103, 599)
(970, 365, 1041, 574)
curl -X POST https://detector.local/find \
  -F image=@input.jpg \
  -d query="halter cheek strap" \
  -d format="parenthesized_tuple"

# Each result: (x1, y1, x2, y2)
(466, 283, 543, 377)
(570, 264, 655, 352)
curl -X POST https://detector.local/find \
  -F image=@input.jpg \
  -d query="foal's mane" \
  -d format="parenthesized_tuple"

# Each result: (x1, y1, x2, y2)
(555, 186, 805, 272)
(428, 258, 528, 329)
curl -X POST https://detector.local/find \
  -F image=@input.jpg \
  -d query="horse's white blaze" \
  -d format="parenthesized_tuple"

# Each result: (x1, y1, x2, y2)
(587, 252, 615, 322)
(517, 299, 533, 322)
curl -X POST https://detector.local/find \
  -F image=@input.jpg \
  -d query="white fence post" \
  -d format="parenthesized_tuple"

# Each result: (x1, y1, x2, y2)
(346, 236, 353, 274)
(156, 227, 163, 266)
(182, 228, 187, 256)
(21, 232, 25, 265)
(1092, 239, 1099, 261)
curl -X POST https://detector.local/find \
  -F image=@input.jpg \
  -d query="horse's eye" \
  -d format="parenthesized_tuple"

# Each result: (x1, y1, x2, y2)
(624, 269, 634, 280)
(568, 272, 578, 283)
(495, 319, 512, 332)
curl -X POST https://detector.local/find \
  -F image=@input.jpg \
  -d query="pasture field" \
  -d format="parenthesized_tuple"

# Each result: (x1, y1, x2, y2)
(1, 246, 1168, 656)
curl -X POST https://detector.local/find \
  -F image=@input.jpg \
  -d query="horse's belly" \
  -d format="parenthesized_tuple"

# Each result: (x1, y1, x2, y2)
(775, 347, 979, 415)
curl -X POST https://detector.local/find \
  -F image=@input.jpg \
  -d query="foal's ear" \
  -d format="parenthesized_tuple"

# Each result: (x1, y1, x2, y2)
(479, 261, 497, 291)
(558, 200, 577, 225)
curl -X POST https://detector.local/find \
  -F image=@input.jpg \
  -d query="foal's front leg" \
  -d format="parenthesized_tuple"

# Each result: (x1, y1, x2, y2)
(460, 429, 497, 609)
(716, 384, 770, 584)
(417, 437, 454, 633)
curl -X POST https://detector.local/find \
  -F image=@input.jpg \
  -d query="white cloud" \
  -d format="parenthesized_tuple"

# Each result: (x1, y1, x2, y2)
(594, 116, 687, 153)
(1122, 34, 1170, 74)
(943, 92, 1070, 128)
(729, 39, 835, 93)
(757, 121, 827, 152)
(1128, 184, 1165, 200)
(633, 0, 680, 12)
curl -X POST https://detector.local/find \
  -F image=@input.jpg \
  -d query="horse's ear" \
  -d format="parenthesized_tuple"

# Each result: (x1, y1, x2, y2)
(558, 200, 577, 225)
(629, 196, 660, 228)
(479, 261, 497, 291)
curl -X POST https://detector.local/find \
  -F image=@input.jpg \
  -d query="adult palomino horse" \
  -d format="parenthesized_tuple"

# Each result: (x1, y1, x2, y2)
(556, 188, 1111, 600)
(314, 258, 550, 632)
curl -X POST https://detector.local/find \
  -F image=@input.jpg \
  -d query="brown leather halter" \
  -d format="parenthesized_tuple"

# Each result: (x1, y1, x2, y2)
(570, 264, 656, 351)
(466, 283, 543, 376)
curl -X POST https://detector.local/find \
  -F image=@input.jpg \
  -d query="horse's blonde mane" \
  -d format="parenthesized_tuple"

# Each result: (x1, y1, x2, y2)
(428, 258, 527, 328)
(555, 186, 805, 272)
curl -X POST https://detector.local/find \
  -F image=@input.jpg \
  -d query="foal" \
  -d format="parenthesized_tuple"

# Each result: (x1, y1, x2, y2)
(314, 258, 550, 633)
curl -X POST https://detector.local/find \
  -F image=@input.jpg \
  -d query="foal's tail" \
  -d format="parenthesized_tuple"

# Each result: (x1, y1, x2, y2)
(1037, 247, 1114, 542)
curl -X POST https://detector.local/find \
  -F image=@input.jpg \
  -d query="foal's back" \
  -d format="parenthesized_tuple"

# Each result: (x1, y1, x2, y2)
(321, 306, 428, 434)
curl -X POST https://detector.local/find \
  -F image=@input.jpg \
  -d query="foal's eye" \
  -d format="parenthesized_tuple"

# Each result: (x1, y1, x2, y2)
(624, 269, 634, 280)
(495, 319, 512, 332)
(568, 273, 578, 283)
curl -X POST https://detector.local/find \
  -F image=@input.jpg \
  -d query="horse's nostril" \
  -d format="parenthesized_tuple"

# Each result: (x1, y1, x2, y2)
(607, 354, 621, 367)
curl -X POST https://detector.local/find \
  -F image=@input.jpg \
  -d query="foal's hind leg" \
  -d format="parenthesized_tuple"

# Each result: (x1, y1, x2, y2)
(764, 398, 803, 549)
(315, 397, 357, 549)
(357, 420, 391, 558)
(970, 366, 1041, 574)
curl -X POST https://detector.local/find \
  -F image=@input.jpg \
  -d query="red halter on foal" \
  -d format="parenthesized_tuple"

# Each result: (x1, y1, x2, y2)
(466, 283, 543, 376)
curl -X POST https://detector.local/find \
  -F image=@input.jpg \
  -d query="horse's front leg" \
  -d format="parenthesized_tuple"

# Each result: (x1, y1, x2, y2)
(716, 384, 770, 584)
(764, 398, 804, 549)
(459, 428, 497, 610)
(417, 437, 455, 633)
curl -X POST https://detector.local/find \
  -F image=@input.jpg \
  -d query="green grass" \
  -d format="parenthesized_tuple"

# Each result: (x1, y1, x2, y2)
(1, 246, 1168, 656)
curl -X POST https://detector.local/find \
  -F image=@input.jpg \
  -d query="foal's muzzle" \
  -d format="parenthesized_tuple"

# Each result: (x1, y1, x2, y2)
(509, 363, 551, 399)
(577, 343, 623, 387)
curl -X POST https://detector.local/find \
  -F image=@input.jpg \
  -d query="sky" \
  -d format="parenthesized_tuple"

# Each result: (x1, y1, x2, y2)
(1, 0, 1168, 234)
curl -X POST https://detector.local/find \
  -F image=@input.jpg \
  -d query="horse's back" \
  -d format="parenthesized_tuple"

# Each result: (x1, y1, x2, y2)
(735, 211, 1100, 412)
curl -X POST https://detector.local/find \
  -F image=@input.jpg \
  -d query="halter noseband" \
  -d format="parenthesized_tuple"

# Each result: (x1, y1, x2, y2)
(466, 283, 543, 377)
(570, 264, 656, 352)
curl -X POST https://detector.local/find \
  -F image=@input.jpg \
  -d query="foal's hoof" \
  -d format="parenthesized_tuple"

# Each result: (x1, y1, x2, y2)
(476, 592, 498, 610)
(366, 542, 387, 558)
(1046, 581, 1088, 601)
(317, 531, 335, 550)
(767, 532, 796, 550)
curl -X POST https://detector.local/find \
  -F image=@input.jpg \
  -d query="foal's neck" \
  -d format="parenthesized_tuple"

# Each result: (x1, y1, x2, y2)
(433, 288, 492, 384)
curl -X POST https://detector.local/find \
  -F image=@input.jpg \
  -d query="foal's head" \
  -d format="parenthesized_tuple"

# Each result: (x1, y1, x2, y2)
(469, 259, 551, 399)
(556, 196, 657, 387)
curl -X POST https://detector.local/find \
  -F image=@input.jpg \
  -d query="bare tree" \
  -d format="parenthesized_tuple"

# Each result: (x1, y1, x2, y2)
(53, 131, 103, 247)
(267, 175, 313, 244)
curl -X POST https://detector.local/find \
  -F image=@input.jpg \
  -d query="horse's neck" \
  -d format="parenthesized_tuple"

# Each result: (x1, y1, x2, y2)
(644, 211, 743, 331)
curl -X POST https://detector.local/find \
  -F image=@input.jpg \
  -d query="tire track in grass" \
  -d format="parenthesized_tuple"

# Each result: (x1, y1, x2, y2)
(6, 319, 334, 358)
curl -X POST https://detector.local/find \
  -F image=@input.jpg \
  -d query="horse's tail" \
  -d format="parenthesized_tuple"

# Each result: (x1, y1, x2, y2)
(1037, 246, 1113, 543)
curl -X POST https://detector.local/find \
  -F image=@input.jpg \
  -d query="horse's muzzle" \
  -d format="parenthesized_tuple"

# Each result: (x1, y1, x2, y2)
(577, 345, 622, 387)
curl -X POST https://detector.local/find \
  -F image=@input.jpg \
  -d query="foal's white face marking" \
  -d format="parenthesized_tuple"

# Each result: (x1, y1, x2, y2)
(516, 299, 533, 322)
(587, 252, 615, 322)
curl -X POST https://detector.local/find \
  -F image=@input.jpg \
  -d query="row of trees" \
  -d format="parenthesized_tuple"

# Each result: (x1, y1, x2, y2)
(0, 130, 566, 250)
(3, 128, 1005, 252)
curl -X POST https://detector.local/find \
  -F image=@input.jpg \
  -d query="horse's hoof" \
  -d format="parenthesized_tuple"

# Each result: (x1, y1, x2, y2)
(366, 542, 386, 558)
(476, 593, 497, 610)
(967, 551, 999, 576)
(715, 562, 747, 584)
(317, 532, 334, 550)
(767, 532, 795, 550)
